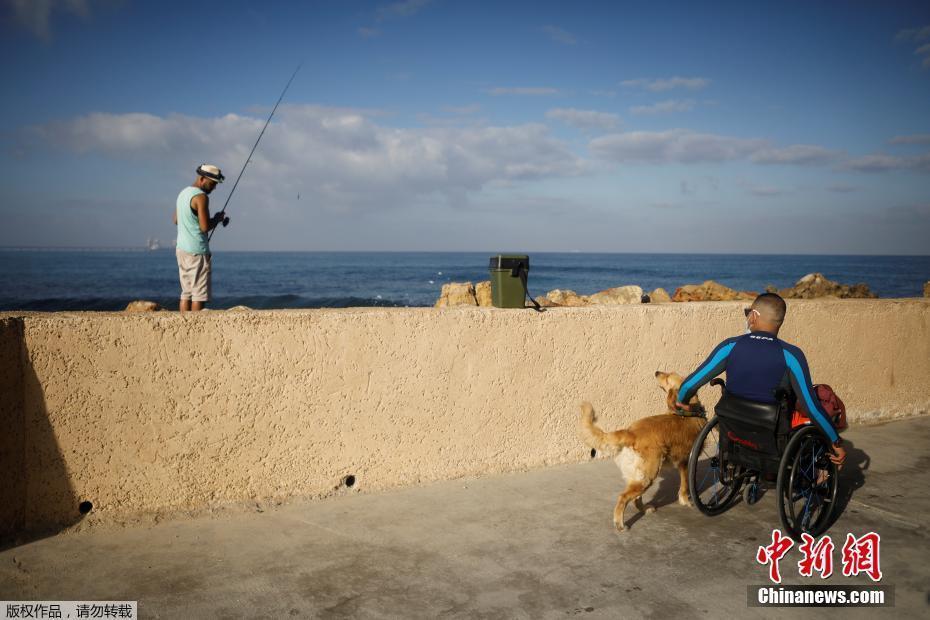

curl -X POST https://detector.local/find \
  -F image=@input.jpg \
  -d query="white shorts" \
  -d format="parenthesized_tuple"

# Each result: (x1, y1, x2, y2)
(176, 248, 212, 302)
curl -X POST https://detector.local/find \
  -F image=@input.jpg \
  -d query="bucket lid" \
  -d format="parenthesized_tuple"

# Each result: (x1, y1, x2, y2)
(489, 254, 529, 269)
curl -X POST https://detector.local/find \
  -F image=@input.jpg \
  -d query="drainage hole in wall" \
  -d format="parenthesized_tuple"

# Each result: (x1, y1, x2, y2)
(78, 501, 93, 515)
(343, 475, 356, 488)
(590, 449, 597, 459)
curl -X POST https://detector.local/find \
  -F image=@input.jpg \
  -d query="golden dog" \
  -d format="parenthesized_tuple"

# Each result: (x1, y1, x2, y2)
(580, 371, 705, 531)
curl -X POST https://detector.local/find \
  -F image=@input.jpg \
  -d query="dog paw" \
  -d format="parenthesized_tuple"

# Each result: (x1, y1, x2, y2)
(613, 520, 626, 532)
(678, 496, 693, 507)
(645, 505, 656, 514)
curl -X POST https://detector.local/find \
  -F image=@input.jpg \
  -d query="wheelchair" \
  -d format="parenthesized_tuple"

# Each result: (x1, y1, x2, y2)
(687, 379, 840, 541)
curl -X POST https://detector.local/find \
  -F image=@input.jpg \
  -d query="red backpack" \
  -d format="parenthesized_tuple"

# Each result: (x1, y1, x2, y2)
(790, 384, 848, 432)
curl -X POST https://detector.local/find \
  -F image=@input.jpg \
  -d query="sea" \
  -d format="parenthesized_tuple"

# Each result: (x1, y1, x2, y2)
(1, 250, 928, 311)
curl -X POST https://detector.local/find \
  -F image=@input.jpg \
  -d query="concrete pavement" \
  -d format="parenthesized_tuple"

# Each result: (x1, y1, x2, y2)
(2, 415, 928, 618)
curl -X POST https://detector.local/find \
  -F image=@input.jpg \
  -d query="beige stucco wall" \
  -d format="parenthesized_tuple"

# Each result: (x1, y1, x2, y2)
(1, 299, 928, 535)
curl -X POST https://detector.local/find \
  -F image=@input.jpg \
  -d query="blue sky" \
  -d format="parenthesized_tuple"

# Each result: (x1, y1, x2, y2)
(2, 0, 929, 253)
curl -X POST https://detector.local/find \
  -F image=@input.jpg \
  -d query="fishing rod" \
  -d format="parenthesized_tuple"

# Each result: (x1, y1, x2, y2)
(209, 63, 302, 241)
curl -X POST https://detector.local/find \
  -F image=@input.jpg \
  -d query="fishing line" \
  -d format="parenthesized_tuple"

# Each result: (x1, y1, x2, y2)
(209, 63, 301, 241)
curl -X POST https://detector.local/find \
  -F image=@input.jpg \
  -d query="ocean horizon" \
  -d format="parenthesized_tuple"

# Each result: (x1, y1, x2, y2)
(2, 249, 928, 311)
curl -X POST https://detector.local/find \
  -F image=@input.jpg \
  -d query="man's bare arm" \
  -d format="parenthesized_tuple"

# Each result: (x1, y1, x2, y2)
(193, 193, 212, 232)
(192, 193, 227, 232)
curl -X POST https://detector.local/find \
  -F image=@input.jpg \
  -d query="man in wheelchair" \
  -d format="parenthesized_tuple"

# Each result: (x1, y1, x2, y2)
(674, 293, 847, 538)
(675, 292, 846, 468)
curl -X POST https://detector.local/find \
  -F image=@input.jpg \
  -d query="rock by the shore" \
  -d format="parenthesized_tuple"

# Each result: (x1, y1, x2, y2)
(544, 289, 589, 307)
(227, 305, 253, 312)
(779, 273, 877, 299)
(648, 288, 672, 303)
(435, 282, 478, 308)
(588, 285, 643, 305)
(923, 281, 929, 298)
(475, 281, 493, 307)
(433, 273, 885, 307)
(125, 300, 160, 312)
(673, 281, 756, 302)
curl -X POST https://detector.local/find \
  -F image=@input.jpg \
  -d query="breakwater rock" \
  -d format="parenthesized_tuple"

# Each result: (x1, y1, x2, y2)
(435, 282, 478, 307)
(435, 274, 884, 307)
(475, 281, 493, 307)
(673, 281, 756, 302)
(648, 288, 672, 303)
(540, 289, 588, 307)
(588, 285, 643, 305)
(923, 281, 929, 298)
(125, 300, 161, 312)
(435, 281, 494, 308)
(436, 283, 646, 308)
(778, 273, 876, 299)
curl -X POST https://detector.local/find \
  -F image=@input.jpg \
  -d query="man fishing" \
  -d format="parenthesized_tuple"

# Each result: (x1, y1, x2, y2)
(173, 164, 230, 312)
(169, 67, 299, 313)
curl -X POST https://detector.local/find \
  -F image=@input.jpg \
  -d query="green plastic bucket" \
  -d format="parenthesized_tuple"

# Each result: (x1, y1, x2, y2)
(489, 254, 530, 308)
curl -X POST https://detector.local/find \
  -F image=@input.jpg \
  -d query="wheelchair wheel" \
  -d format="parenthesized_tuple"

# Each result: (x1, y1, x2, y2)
(688, 417, 742, 515)
(776, 426, 839, 540)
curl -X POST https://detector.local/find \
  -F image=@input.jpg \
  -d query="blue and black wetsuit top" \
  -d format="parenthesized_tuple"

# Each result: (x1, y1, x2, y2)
(678, 331, 839, 443)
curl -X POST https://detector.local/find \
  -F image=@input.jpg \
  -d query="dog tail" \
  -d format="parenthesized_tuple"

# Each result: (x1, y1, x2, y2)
(579, 402, 634, 451)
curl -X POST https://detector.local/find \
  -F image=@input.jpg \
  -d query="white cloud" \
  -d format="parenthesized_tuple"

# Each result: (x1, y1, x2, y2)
(842, 153, 930, 173)
(589, 130, 849, 168)
(21, 106, 585, 212)
(748, 185, 783, 197)
(441, 104, 481, 115)
(750, 144, 841, 165)
(888, 133, 930, 145)
(589, 129, 764, 164)
(895, 25, 930, 42)
(916, 42, 930, 68)
(488, 87, 559, 96)
(895, 25, 930, 69)
(6, 0, 91, 41)
(842, 154, 906, 172)
(541, 25, 576, 45)
(376, 0, 432, 20)
(546, 108, 620, 131)
(629, 99, 695, 115)
(620, 77, 710, 92)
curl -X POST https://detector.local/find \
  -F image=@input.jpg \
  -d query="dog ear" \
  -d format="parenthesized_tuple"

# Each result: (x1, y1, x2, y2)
(666, 386, 679, 410)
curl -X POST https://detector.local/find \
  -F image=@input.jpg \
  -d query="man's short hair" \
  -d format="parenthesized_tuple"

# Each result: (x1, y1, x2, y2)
(752, 292, 787, 324)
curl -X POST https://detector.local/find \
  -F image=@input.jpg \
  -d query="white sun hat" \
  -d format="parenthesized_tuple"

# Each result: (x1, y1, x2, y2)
(196, 164, 225, 183)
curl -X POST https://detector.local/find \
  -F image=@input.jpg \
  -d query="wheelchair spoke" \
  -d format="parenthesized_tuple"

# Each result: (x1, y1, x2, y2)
(690, 417, 742, 515)
(780, 431, 836, 538)
(699, 463, 714, 493)
(800, 489, 818, 530)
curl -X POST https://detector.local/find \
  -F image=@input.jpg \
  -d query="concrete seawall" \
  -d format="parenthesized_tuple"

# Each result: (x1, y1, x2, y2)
(2, 300, 928, 535)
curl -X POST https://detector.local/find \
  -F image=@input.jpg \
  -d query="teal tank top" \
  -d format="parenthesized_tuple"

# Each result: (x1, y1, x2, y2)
(176, 186, 210, 255)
